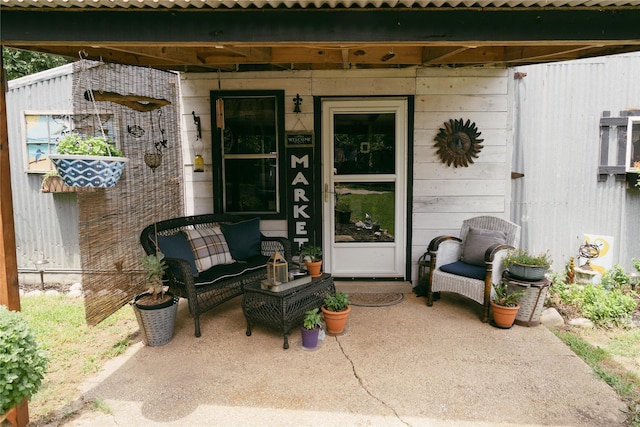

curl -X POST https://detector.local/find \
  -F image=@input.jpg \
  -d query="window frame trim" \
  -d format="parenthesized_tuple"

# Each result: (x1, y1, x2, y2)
(210, 89, 286, 219)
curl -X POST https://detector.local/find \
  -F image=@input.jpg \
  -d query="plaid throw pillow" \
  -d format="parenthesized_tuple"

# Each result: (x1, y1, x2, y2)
(183, 227, 234, 273)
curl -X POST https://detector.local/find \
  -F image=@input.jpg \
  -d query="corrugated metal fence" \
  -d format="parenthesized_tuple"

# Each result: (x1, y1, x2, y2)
(512, 53, 640, 275)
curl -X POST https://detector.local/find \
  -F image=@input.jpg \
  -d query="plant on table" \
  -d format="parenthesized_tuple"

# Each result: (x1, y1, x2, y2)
(503, 249, 551, 281)
(503, 249, 551, 269)
(301, 245, 322, 263)
(0, 305, 48, 420)
(301, 245, 323, 278)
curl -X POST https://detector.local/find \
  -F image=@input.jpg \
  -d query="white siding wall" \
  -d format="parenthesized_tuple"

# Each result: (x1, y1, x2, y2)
(178, 68, 512, 283)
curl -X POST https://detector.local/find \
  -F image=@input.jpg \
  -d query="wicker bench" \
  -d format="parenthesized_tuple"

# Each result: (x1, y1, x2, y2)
(140, 214, 291, 338)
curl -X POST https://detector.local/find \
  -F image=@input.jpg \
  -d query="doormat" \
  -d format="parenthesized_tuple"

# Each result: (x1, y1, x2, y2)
(348, 293, 404, 307)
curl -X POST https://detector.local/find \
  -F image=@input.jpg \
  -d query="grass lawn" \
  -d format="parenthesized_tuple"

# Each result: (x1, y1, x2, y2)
(20, 295, 138, 426)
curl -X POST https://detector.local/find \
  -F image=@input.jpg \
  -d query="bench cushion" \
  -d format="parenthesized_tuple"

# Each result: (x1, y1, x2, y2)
(220, 217, 261, 261)
(156, 233, 199, 277)
(183, 227, 234, 273)
(195, 255, 270, 286)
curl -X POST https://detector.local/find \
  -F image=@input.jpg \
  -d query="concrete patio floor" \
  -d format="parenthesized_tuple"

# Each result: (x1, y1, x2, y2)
(67, 282, 628, 426)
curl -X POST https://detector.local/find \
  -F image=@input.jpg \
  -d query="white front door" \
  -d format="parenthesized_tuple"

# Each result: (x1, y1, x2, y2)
(322, 98, 408, 278)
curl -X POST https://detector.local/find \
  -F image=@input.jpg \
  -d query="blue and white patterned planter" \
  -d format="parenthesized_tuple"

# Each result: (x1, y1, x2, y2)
(48, 155, 129, 188)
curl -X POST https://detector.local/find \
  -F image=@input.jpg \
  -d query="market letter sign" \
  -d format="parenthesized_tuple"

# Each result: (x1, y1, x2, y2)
(286, 136, 317, 254)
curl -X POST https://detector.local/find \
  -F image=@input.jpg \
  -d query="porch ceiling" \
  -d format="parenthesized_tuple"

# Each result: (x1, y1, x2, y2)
(2, 5, 640, 71)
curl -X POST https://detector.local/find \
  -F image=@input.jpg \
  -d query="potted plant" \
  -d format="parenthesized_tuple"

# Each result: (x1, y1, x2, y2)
(131, 251, 179, 346)
(301, 308, 322, 349)
(301, 245, 323, 278)
(321, 291, 351, 334)
(335, 200, 352, 224)
(40, 169, 75, 193)
(48, 132, 129, 188)
(490, 282, 525, 328)
(503, 249, 551, 281)
(0, 306, 48, 425)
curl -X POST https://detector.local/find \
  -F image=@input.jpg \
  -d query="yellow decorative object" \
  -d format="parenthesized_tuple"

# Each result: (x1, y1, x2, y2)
(194, 154, 204, 172)
(266, 251, 288, 285)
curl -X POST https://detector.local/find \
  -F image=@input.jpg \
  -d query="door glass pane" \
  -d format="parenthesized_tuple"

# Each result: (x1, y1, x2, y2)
(224, 158, 277, 213)
(334, 182, 395, 243)
(333, 113, 395, 175)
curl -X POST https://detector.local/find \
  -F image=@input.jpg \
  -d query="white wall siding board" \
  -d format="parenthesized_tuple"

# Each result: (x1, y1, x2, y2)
(6, 65, 81, 274)
(513, 52, 640, 274)
(178, 67, 511, 284)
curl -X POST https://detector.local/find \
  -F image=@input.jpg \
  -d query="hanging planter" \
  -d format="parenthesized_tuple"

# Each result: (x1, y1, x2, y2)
(49, 133, 129, 188)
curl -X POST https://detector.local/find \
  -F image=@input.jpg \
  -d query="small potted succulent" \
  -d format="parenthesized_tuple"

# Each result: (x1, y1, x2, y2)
(48, 132, 129, 188)
(301, 308, 322, 349)
(0, 306, 48, 424)
(321, 291, 351, 335)
(503, 249, 551, 281)
(490, 282, 525, 328)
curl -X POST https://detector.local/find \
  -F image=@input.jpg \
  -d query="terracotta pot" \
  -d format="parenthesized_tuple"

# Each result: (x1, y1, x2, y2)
(491, 301, 520, 328)
(321, 305, 351, 334)
(305, 260, 322, 278)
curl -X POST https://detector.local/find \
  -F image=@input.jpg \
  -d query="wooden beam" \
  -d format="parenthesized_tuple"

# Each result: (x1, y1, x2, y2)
(0, 45, 30, 427)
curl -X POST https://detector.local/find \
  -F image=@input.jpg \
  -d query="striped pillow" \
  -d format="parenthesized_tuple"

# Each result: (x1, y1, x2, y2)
(183, 227, 234, 273)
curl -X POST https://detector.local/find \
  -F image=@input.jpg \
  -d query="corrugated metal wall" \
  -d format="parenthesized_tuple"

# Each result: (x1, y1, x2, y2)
(6, 65, 82, 278)
(512, 53, 640, 275)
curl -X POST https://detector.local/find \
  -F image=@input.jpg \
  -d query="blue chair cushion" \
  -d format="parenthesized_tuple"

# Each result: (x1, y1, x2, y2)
(440, 261, 486, 281)
(220, 217, 261, 261)
(195, 255, 269, 286)
(156, 233, 198, 276)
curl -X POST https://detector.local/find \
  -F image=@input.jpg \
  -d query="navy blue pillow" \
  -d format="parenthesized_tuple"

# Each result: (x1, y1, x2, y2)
(156, 233, 198, 276)
(220, 218, 261, 261)
(440, 261, 486, 280)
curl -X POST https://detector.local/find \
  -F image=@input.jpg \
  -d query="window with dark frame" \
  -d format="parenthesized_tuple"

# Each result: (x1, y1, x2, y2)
(211, 90, 285, 217)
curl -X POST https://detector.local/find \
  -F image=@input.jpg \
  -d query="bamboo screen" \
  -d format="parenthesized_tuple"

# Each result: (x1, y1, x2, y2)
(71, 60, 184, 326)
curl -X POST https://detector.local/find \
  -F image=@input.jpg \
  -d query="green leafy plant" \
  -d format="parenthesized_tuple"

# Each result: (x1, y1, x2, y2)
(301, 245, 322, 262)
(632, 258, 640, 273)
(55, 133, 124, 157)
(492, 282, 525, 307)
(323, 291, 350, 312)
(335, 200, 351, 213)
(140, 251, 168, 299)
(302, 308, 322, 330)
(503, 249, 551, 269)
(600, 264, 630, 291)
(0, 305, 48, 414)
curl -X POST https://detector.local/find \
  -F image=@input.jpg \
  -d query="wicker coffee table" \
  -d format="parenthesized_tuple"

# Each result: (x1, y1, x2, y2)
(242, 273, 335, 349)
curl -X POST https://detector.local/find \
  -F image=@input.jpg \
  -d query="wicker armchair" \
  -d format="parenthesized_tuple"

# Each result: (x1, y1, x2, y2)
(425, 216, 521, 322)
(140, 214, 291, 337)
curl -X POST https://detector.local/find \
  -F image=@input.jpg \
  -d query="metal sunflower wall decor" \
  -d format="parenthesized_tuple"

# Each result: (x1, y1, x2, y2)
(434, 118, 484, 168)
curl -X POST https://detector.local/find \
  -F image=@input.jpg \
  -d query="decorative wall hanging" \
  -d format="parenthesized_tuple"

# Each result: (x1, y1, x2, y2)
(143, 110, 168, 172)
(434, 118, 484, 168)
(192, 111, 204, 172)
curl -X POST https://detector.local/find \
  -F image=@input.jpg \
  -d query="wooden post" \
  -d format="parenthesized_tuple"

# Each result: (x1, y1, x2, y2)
(0, 46, 29, 427)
